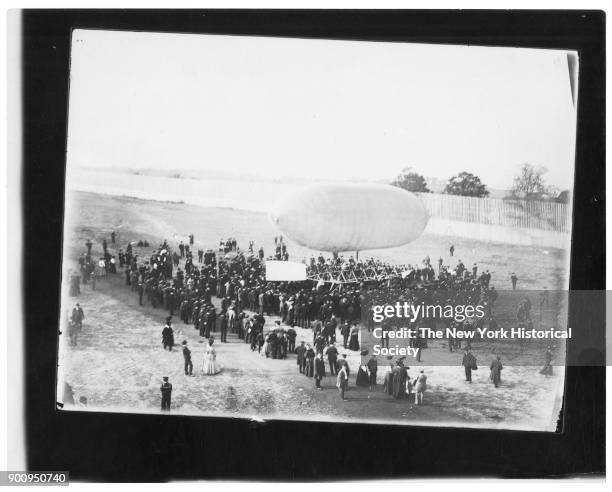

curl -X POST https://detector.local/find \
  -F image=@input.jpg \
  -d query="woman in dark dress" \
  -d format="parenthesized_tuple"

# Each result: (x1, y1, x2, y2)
(356, 350, 371, 387)
(356, 364, 370, 387)
(383, 364, 395, 395)
(392, 360, 408, 399)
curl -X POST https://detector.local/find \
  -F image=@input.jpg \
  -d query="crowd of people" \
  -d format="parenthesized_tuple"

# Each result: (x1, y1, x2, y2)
(69, 231, 554, 412)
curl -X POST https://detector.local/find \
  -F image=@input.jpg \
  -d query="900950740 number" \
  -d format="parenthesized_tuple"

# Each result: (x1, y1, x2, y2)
(2, 472, 69, 486)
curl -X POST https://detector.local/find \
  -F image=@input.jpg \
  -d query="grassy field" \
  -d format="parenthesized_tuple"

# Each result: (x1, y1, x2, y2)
(57, 191, 567, 430)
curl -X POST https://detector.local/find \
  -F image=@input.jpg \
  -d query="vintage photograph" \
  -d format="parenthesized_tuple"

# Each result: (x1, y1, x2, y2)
(57, 29, 577, 431)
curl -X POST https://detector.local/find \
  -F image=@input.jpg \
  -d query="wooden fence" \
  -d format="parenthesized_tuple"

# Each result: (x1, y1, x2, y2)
(416, 193, 570, 233)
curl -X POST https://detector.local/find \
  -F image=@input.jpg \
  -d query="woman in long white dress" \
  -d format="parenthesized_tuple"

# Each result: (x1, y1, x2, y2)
(202, 337, 221, 375)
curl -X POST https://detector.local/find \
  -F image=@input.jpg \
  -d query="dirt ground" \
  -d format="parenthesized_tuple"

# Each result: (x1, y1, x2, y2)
(57, 191, 567, 430)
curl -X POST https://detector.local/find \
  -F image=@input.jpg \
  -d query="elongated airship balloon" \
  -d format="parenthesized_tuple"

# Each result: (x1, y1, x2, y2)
(269, 183, 429, 252)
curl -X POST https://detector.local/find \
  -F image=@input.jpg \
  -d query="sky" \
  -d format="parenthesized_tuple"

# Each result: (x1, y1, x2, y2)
(67, 30, 578, 190)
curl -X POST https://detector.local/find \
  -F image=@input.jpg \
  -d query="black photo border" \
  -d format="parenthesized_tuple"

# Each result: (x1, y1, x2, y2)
(21, 9, 605, 480)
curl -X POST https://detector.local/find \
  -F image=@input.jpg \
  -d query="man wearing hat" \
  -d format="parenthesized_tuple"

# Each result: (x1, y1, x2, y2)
(286, 327, 297, 354)
(324, 315, 338, 344)
(268, 329, 280, 359)
(71, 303, 85, 332)
(490, 355, 503, 388)
(326, 343, 339, 376)
(219, 311, 228, 343)
(182, 340, 193, 376)
(279, 331, 288, 359)
(366, 353, 378, 391)
(314, 352, 326, 389)
(162, 317, 175, 351)
(340, 320, 350, 349)
(160, 377, 172, 411)
(205, 308, 215, 339)
(314, 331, 326, 355)
(296, 341, 307, 374)
(462, 349, 477, 383)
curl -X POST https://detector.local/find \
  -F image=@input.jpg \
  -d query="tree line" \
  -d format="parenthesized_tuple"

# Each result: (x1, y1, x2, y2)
(391, 164, 570, 203)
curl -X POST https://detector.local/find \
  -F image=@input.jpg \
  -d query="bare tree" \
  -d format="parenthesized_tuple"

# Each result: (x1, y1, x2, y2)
(510, 164, 555, 200)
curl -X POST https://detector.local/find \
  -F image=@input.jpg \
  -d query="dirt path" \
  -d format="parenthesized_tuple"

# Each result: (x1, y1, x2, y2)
(60, 267, 563, 430)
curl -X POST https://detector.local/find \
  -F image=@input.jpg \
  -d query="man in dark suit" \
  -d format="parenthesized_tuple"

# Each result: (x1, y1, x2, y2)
(324, 316, 337, 344)
(296, 341, 307, 373)
(182, 341, 193, 376)
(137, 282, 144, 306)
(160, 377, 172, 411)
(340, 321, 350, 349)
(314, 353, 326, 389)
(314, 333, 326, 355)
(462, 349, 477, 383)
(279, 332, 288, 359)
(206, 309, 215, 338)
(219, 312, 228, 343)
(286, 328, 297, 353)
(326, 344, 339, 375)
(162, 318, 174, 351)
(268, 331, 279, 359)
(367, 355, 378, 391)
(71, 304, 85, 331)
